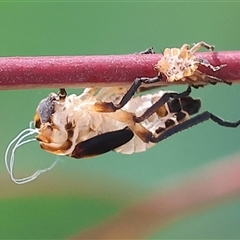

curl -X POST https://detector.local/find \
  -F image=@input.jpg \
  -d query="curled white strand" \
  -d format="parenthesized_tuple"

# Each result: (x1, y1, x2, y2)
(5, 128, 37, 174)
(5, 122, 59, 184)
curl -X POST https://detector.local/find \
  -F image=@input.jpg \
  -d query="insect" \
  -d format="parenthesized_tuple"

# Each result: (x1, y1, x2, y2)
(30, 82, 240, 156)
(5, 78, 239, 184)
(147, 41, 231, 87)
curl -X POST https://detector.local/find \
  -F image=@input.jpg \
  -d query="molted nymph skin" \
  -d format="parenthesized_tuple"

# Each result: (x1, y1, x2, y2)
(155, 41, 227, 85)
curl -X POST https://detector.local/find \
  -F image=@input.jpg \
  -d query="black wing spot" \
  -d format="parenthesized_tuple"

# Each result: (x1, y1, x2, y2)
(165, 119, 175, 128)
(176, 111, 187, 122)
(71, 127, 134, 159)
(168, 98, 181, 113)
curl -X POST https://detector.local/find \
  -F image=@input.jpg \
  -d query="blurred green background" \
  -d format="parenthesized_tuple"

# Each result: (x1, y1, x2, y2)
(1, 1, 240, 239)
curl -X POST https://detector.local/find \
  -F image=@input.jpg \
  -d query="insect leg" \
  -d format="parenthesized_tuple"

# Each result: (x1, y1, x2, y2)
(150, 111, 240, 143)
(92, 75, 162, 112)
(70, 127, 134, 158)
(206, 75, 232, 86)
(58, 88, 67, 102)
(137, 47, 155, 54)
(194, 67, 231, 86)
(198, 58, 226, 72)
(190, 41, 214, 54)
(188, 83, 205, 89)
(134, 86, 192, 123)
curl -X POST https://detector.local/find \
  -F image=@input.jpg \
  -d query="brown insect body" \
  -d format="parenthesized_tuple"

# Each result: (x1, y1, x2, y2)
(34, 87, 199, 157)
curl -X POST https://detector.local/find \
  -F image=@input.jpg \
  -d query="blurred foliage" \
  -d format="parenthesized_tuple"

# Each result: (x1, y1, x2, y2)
(0, 196, 121, 239)
(0, 1, 240, 239)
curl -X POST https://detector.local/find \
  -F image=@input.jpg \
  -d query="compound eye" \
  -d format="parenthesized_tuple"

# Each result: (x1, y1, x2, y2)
(181, 97, 201, 115)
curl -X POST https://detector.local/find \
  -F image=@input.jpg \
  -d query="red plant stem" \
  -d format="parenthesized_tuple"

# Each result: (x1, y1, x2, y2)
(0, 51, 240, 90)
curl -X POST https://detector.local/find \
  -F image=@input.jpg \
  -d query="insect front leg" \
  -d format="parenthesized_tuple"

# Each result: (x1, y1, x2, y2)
(190, 41, 214, 54)
(134, 86, 192, 123)
(58, 88, 67, 102)
(92, 75, 162, 113)
(150, 111, 240, 143)
(137, 47, 155, 54)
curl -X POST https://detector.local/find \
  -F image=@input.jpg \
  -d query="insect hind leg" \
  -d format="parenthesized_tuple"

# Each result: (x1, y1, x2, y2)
(134, 86, 192, 123)
(195, 62, 231, 85)
(206, 74, 232, 86)
(210, 112, 240, 127)
(150, 111, 240, 143)
(197, 58, 227, 72)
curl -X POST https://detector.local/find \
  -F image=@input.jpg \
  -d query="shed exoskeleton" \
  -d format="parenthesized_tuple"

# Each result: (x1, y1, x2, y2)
(147, 41, 231, 87)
